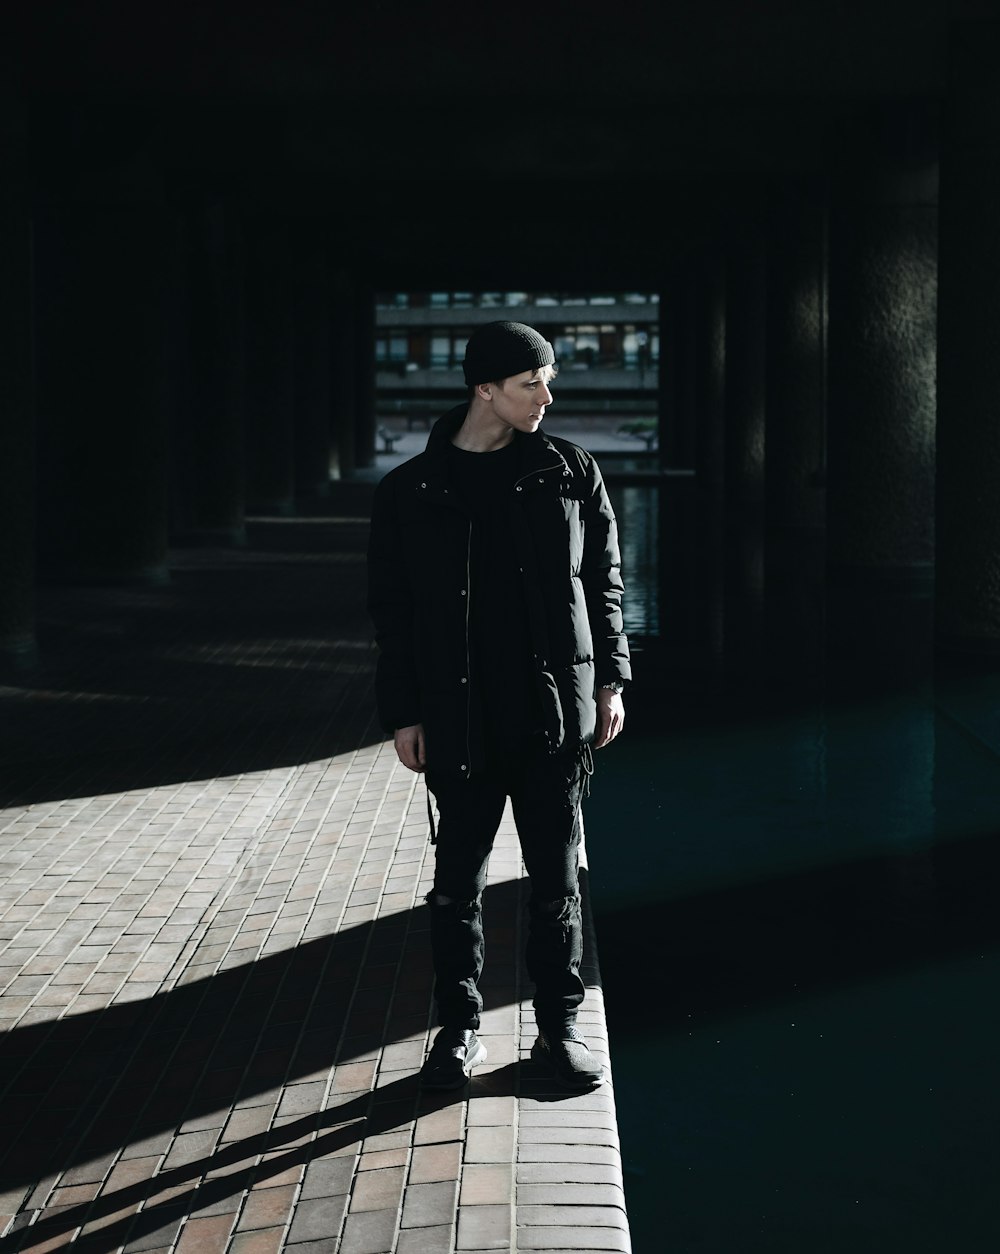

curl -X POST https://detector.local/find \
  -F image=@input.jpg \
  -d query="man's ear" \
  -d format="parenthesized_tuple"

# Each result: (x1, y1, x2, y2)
(476, 381, 492, 401)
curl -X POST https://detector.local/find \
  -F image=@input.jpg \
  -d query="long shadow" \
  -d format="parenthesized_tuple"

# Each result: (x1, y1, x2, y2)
(3, 826, 997, 1254)
(1, 1063, 524, 1254)
(5, 822, 1000, 1195)
(0, 879, 514, 1193)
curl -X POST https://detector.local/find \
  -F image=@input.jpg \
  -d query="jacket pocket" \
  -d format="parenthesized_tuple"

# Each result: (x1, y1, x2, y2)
(539, 659, 596, 748)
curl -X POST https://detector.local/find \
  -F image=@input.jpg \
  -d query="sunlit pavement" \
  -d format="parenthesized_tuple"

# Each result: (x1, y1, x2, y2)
(0, 521, 630, 1254)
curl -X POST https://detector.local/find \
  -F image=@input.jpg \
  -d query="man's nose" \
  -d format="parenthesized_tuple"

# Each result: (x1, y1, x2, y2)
(540, 382, 554, 407)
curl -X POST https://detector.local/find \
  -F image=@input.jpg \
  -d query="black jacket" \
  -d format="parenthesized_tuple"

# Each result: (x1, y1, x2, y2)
(367, 404, 631, 773)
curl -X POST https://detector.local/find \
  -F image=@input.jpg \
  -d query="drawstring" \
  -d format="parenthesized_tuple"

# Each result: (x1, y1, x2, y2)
(581, 741, 594, 800)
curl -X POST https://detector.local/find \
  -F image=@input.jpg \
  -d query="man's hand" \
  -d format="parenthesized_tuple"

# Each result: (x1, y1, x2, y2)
(594, 689, 625, 749)
(394, 723, 427, 772)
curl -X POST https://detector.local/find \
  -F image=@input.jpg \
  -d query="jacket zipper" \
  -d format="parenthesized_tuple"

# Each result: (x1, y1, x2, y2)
(463, 457, 565, 773)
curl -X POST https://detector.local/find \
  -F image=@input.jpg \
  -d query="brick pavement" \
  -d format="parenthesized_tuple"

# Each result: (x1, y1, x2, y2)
(0, 520, 632, 1254)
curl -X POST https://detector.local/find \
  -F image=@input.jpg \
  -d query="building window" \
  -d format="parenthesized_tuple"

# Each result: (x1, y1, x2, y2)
(430, 334, 451, 368)
(573, 326, 600, 367)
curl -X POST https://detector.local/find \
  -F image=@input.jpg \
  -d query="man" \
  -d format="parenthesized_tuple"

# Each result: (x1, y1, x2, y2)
(367, 320, 629, 1090)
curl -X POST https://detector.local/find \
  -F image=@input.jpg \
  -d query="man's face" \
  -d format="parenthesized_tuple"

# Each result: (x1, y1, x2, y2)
(487, 367, 555, 435)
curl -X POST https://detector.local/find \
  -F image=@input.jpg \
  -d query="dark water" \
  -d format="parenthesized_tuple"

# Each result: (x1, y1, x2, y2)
(606, 472, 660, 637)
(587, 675, 1000, 1253)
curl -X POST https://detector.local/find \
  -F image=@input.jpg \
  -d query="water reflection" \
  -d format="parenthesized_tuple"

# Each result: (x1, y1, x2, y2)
(607, 472, 660, 637)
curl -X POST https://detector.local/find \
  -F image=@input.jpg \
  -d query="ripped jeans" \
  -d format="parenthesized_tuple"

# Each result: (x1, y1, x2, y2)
(425, 736, 591, 1034)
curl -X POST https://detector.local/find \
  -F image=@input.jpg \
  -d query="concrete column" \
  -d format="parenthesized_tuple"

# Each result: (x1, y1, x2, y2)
(938, 23, 1000, 653)
(169, 199, 247, 545)
(0, 100, 36, 668)
(826, 110, 938, 686)
(724, 217, 767, 689)
(34, 153, 171, 584)
(243, 216, 296, 515)
(291, 224, 333, 504)
(764, 178, 828, 692)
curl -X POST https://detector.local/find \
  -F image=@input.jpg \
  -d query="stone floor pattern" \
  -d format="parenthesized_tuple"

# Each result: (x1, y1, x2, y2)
(0, 520, 632, 1254)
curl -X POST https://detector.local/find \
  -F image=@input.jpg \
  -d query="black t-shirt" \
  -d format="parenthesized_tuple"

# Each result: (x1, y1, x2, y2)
(445, 440, 541, 745)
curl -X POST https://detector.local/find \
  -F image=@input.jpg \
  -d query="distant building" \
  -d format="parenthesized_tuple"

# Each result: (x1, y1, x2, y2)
(375, 292, 660, 414)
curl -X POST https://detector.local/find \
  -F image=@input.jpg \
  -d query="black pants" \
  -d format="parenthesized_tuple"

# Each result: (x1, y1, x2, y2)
(425, 736, 591, 1033)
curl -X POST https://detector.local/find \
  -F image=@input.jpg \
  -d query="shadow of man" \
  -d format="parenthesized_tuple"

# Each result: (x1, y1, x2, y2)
(0, 877, 543, 1193)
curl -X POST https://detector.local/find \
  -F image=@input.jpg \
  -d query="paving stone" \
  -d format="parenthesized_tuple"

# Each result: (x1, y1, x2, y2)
(359, 1131, 410, 1154)
(356, 1147, 408, 1172)
(515, 1162, 623, 1186)
(408, 1141, 461, 1185)
(517, 1226, 631, 1251)
(277, 1081, 327, 1118)
(122, 1204, 189, 1251)
(286, 1194, 350, 1245)
(517, 1143, 618, 1166)
(517, 1105, 617, 1127)
(395, 1222, 454, 1254)
(26, 1227, 83, 1254)
(298, 1156, 357, 1200)
(518, 1124, 620, 1148)
(337, 1207, 397, 1254)
(235, 1184, 298, 1232)
(189, 1177, 252, 1221)
(347, 1165, 405, 1213)
(466, 1096, 516, 1126)
(377, 1040, 424, 1075)
(517, 1182, 626, 1208)
(456, 1203, 512, 1250)
(161, 1130, 222, 1171)
(460, 1165, 513, 1207)
(174, 1213, 236, 1254)
(49, 1182, 102, 1206)
(399, 1180, 459, 1229)
(283, 1242, 341, 1254)
(464, 1124, 515, 1165)
(59, 1153, 119, 1187)
(518, 1203, 629, 1228)
(413, 1104, 464, 1146)
(222, 1104, 276, 1143)
(330, 1061, 377, 1095)
(229, 1227, 286, 1254)
(0, 1188, 31, 1213)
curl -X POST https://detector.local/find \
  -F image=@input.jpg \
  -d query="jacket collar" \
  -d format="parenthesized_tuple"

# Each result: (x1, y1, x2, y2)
(423, 403, 571, 481)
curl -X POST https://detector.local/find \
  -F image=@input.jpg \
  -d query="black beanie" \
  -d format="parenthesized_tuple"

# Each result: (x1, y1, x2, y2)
(462, 321, 555, 387)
